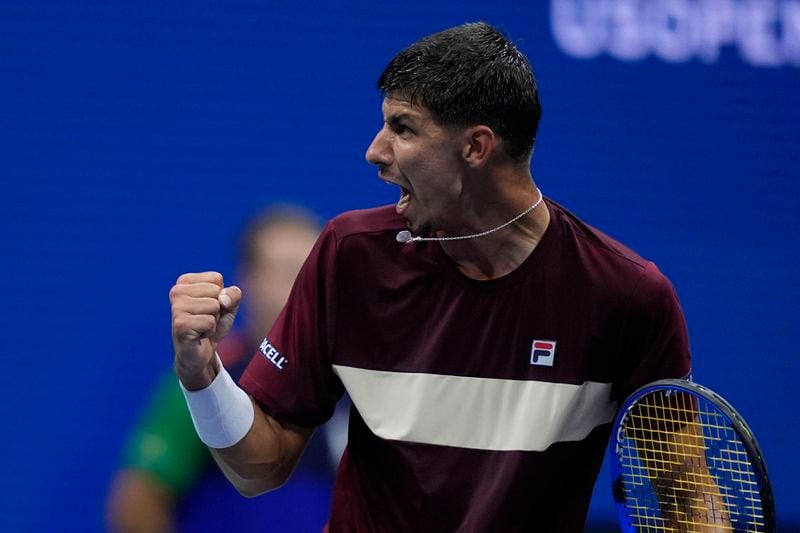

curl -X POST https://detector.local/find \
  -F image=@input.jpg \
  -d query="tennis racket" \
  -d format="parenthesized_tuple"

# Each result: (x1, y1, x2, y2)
(609, 379, 775, 532)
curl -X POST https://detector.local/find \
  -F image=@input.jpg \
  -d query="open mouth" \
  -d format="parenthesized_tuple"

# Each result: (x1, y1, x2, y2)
(382, 177, 412, 216)
(396, 187, 411, 215)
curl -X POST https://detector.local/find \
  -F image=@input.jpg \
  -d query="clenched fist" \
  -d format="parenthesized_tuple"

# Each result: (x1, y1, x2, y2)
(170, 272, 242, 390)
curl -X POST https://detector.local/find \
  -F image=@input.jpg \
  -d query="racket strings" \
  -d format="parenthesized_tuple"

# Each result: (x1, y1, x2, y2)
(616, 389, 766, 532)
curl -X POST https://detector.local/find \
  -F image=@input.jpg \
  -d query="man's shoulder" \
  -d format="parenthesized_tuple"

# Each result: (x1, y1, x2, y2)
(550, 199, 649, 272)
(549, 200, 675, 300)
(327, 205, 407, 241)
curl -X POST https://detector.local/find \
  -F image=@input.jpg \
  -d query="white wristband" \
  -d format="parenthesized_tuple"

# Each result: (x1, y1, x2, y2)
(179, 354, 255, 449)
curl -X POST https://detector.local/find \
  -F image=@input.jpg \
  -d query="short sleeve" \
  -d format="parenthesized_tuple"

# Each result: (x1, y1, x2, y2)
(239, 222, 344, 427)
(612, 262, 691, 402)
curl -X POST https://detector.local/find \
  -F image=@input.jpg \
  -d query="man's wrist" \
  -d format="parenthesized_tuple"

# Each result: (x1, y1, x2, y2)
(174, 355, 220, 391)
(179, 353, 255, 448)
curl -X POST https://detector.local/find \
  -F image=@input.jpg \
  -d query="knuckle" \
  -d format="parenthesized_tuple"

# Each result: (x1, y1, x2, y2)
(176, 272, 194, 284)
(172, 314, 187, 332)
(169, 284, 183, 300)
(199, 315, 217, 332)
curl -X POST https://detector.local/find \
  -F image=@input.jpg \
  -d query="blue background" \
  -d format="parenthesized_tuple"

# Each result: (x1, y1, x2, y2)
(2, 1, 797, 531)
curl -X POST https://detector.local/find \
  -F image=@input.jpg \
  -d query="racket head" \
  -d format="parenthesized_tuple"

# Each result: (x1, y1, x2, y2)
(609, 378, 775, 532)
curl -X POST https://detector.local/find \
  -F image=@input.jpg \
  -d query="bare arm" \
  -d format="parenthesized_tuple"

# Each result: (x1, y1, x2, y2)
(170, 271, 312, 496)
(208, 397, 314, 496)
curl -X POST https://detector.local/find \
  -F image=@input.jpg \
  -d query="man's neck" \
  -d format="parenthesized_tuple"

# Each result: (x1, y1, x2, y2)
(440, 182, 550, 281)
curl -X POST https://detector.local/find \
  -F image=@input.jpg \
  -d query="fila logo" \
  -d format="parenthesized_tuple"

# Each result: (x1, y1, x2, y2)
(530, 340, 556, 367)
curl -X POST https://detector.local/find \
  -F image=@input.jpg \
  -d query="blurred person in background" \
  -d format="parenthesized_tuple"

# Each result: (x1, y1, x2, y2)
(106, 206, 348, 533)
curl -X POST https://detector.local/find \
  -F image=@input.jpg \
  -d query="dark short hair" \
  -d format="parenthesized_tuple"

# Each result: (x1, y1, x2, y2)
(377, 22, 542, 161)
(237, 205, 320, 270)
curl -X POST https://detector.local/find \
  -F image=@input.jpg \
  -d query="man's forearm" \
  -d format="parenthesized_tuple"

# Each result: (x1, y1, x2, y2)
(207, 397, 314, 497)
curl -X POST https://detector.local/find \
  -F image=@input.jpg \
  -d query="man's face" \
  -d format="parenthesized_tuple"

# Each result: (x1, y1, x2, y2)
(241, 223, 317, 337)
(365, 96, 467, 235)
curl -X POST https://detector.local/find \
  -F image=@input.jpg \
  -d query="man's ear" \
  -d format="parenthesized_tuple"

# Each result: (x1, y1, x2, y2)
(461, 125, 496, 168)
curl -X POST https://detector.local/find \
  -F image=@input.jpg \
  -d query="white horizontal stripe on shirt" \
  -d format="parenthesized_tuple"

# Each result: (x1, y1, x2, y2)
(332, 364, 617, 452)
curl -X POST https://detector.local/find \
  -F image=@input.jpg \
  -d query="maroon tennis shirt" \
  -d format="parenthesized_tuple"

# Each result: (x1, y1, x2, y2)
(240, 199, 690, 532)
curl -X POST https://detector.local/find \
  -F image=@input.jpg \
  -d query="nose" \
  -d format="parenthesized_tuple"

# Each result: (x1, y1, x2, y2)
(365, 126, 392, 167)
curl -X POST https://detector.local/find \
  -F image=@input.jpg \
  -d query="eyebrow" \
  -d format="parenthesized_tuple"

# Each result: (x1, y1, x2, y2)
(386, 113, 418, 126)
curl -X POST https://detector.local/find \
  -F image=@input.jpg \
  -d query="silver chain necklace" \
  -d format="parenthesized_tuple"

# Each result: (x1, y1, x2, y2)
(396, 188, 544, 244)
